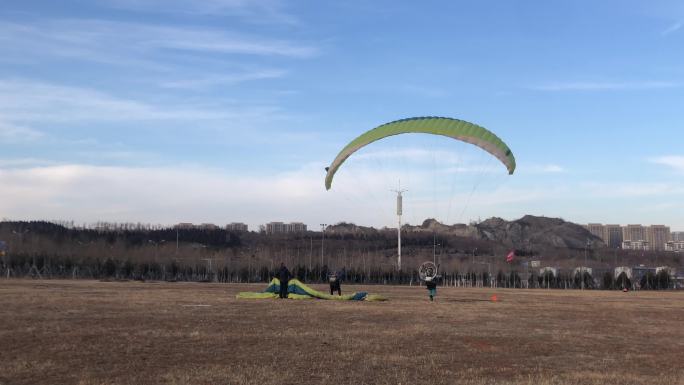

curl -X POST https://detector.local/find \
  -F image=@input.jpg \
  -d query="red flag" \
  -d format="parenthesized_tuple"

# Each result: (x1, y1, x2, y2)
(505, 250, 515, 263)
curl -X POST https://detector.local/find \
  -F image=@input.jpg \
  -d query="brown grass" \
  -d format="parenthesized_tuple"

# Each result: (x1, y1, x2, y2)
(0, 280, 683, 385)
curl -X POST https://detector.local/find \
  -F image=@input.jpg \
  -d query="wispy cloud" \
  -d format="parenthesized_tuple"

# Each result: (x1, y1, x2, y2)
(0, 119, 44, 143)
(662, 21, 683, 36)
(581, 181, 684, 198)
(159, 69, 286, 89)
(0, 79, 282, 123)
(102, 0, 298, 24)
(530, 81, 678, 91)
(0, 158, 58, 167)
(0, 19, 316, 62)
(649, 155, 684, 172)
(518, 164, 565, 174)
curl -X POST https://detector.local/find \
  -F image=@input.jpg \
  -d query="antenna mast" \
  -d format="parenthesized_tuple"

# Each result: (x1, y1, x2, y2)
(391, 180, 407, 271)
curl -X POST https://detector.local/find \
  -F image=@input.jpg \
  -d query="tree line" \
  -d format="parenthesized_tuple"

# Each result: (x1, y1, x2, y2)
(0, 221, 679, 289)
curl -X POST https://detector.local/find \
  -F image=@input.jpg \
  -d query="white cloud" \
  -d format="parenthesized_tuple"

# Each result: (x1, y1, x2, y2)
(581, 181, 684, 198)
(0, 163, 352, 229)
(0, 162, 560, 230)
(159, 69, 286, 89)
(2, 162, 683, 230)
(530, 81, 678, 91)
(650, 155, 684, 172)
(518, 164, 565, 174)
(0, 158, 58, 167)
(0, 119, 44, 142)
(662, 21, 683, 36)
(0, 19, 316, 62)
(0, 79, 282, 123)
(102, 0, 297, 24)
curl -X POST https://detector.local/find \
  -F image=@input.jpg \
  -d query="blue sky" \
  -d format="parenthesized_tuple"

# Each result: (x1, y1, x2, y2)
(0, 0, 682, 230)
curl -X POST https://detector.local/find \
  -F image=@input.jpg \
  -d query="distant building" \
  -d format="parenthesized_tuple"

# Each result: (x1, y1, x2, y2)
(265, 222, 286, 234)
(632, 265, 656, 282)
(623, 224, 647, 242)
(586, 223, 675, 249)
(622, 240, 650, 251)
(604, 225, 623, 248)
(226, 222, 248, 232)
(287, 222, 307, 233)
(672, 231, 684, 242)
(647, 225, 671, 251)
(198, 223, 219, 230)
(585, 223, 605, 240)
(265, 221, 308, 234)
(585, 223, 622, 247)
(665, 241, 684, 252)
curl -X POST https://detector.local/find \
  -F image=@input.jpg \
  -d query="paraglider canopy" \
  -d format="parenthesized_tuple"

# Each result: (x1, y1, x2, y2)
(324, 116, 516, 190)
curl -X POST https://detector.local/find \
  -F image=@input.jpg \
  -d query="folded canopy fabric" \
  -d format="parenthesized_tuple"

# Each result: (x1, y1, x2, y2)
(236, 278, 387, 301)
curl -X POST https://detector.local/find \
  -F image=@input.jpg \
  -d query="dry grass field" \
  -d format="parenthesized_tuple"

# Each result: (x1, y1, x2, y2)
(1, 280, 683, 385)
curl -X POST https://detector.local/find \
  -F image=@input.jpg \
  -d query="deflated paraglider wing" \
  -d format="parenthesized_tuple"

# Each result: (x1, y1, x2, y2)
(324, 116, 516, 190)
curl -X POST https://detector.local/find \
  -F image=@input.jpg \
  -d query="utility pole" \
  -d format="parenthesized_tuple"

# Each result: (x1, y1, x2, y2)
(148, 239, 166, 263)
(11, 229, 31, 278)
(391, 181, 407, 271)
(582, 239, 590, 290)
(320, 224, 327, 270)
(202, 258, 213, 282)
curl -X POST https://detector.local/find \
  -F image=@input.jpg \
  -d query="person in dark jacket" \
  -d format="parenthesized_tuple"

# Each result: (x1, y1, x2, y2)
(425, 276, 437, 302)
(329, 273, 341, 296)
(278, 263, 291, 299)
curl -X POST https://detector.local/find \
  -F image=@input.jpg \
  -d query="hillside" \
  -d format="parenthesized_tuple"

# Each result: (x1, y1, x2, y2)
(474, 215, 605, 250)
(328, 215, 604, 251)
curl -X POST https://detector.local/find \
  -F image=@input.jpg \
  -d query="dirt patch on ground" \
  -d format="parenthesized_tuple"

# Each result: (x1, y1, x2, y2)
(1, 280, 683, 385)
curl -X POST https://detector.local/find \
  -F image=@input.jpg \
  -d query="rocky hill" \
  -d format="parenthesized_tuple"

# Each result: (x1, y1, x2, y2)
(474, 215, 605, 250)
(404, 218, 477, 237)
(328, 215, 604, 250)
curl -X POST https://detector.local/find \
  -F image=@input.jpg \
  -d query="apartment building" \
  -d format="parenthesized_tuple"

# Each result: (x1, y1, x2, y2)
(586, 223, 672, 250)
(623, 224, 647, 242)
(665, 241, 684, 252)
(622, 240, 650, 251)
(585, 223, 604, 239)
(226, 222, 248, 232)
(265, 222, 308, 234)
(647, 225, 671, 251)
(604, 225, 623, 248)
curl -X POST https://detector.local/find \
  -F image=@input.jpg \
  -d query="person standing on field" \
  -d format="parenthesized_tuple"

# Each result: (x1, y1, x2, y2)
(329, 273, 342, 296)
(425, 276, 437, 302)
(278, 263, 291, 299)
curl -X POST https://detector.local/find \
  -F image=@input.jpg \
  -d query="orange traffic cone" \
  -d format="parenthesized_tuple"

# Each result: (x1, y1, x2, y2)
(490, 294, 498, 302)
